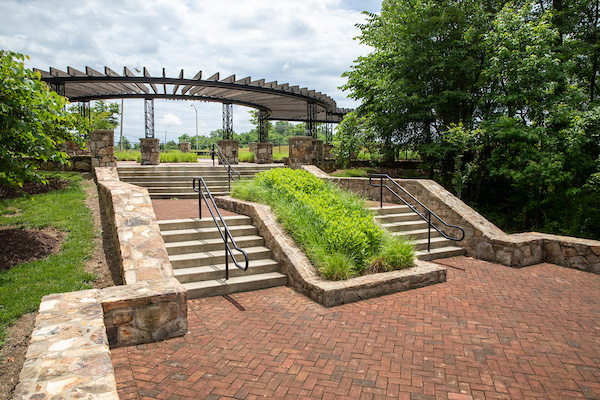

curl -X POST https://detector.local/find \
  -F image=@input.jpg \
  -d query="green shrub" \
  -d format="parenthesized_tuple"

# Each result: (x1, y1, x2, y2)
(114, 150, 140, 161)
(239, 150, 255, 162)
(231, 168, 414, 280)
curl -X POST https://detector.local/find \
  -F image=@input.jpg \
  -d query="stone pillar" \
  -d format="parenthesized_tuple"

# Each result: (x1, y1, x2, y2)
(248, 142, 257, 155)
(89, 130, 116, 168)
(288, 136, 314, 169)
(140, 138, 160, 165)
(179, 142, 192, 153)
(312, 139, 324, 164)
(217, 139, 239, 165)
(324, 143, 334, 159)
(255, 142, 273, 164)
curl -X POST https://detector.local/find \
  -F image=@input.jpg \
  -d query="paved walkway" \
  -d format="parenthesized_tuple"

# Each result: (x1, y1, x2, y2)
(111, 257, 600, 400)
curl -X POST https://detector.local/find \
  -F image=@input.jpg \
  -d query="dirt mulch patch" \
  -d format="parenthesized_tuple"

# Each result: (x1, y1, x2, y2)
(0, 176, 119, 400)
(0, 228, 66, 272)
(0, 178, 69, 201)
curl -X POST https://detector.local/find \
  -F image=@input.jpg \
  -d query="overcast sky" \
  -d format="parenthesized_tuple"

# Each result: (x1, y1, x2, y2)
(0, 0, 381, 144)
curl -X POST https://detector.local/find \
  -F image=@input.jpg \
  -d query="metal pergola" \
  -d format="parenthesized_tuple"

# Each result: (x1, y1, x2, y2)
(36, 66, 351, 141)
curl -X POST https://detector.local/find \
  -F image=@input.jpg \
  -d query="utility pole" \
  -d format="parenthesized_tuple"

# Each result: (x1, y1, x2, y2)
(191, 104, 198, 152)
(119, 98, 124, 151)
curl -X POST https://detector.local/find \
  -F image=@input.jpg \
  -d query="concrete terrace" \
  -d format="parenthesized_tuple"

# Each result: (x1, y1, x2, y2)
(111, 256, 600, 400)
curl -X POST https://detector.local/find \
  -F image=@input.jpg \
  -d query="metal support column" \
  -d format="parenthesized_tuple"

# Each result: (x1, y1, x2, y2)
(144, 98, 155, 138)
(79, 101, 91, 122)
(325, 112, 333, 143)
(306, 101, 318, 138)
(222, 103, 233, 139)
(52, 82, 65, 97)
(258, 109, 270, 143)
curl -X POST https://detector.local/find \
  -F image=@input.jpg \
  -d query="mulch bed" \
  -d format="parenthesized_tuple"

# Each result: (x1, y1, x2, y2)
(0, 179, 69, 201)
(0, 228, 66, 272)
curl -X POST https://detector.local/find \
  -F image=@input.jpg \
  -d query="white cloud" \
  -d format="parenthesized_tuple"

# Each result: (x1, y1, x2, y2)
(0, 0, 381, 143)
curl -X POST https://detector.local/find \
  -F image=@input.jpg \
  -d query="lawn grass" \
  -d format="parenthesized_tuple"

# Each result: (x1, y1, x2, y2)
(0, 172, 96, 344)
(115, 150, 199, 162)
(114, 150, 139, 161)
(330, 168, 379, 178)
(231, 168, 414, 280)
(238, 145, 289, 162)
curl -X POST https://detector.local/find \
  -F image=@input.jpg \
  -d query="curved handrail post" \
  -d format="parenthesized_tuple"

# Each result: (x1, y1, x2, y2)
(193, 176, 249, 279)
(369, 174, 465, 252)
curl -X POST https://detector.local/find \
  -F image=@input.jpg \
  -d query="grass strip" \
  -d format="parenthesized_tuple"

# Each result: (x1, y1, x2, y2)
(232, 168, 414, 280)
(0, 172, 96, 344)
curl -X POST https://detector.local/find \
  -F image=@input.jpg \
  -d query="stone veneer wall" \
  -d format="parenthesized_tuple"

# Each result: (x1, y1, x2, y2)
(89, 130, 117, 168)
(15, 167, 188, 399)
(215, 196, 446, 307)
(288, 136, 314, 169)
(140, 138, 160, 165)
(217, 139, 239, 165)
(302, 166, 600, 274)
(34, 155, 92, 172)
(255, 142, 273, 164)
(179, 142, 192, 153)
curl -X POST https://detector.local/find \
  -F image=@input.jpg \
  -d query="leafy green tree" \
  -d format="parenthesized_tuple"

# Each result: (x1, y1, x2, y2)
(0, 51, 83, 187)
(70, 100, 120, 131)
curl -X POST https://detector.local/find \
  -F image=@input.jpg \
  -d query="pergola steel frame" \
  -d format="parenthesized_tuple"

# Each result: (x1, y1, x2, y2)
(37, 67, 351, 125)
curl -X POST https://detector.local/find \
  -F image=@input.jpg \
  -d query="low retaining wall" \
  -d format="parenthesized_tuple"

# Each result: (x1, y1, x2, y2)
(216, 196, 447, 307)
(15, 167, 188, 399)
(32, 155, 93, 172)
(302, 166, 600, 274)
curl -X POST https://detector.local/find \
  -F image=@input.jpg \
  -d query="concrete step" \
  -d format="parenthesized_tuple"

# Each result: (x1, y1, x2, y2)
(370, 205, 412, 215)
(146, 186, 230, 193)
(412, 236, 455, 251)
(161, 224, 258, 243)
(169, 245, 272, 269)
(159, 216, 251, 231)
(381, 219, 429, 231)
(374, 213, 420, 223)
(183, 272, 287, 299)
(149, 192, 229, 199)
(416, 246, 465, 261)
(174, 258, 279, 283)
(392, 228, 442, 240)
(165, 235, 265, 255)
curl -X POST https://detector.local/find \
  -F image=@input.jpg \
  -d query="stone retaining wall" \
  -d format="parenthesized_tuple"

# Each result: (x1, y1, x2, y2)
(35, 155, 92, 172)
(16, 167, 188, 399)
(215, 196, 447, 307)
(302, 166, 600, 274)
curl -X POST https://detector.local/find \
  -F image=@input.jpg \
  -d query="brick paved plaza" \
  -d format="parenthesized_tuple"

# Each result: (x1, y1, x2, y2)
(111, 257, 600, 399)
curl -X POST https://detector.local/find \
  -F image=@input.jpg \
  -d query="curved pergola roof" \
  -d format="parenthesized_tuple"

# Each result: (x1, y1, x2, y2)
(35, 66, 351, 123)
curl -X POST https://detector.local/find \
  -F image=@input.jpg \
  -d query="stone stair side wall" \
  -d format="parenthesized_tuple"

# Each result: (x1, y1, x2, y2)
(14, 168, 189, 399)
(215, 196, 447, 307)
(302, 166, 600, 274)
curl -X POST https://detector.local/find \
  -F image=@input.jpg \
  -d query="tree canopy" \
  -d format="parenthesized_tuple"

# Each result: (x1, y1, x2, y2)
(0, 50, 84, 187)
(341, 0, 600, 239)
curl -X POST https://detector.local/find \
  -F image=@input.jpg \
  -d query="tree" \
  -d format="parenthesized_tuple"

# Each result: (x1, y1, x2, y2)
(117, 136, 131, 150)
(0, 51, 83, 187)
(69, 100, 120, 131)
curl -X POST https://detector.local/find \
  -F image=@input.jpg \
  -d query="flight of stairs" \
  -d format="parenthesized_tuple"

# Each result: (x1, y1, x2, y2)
(372, 205, 465, 261)
(159, 215, 287, 299)
(117, 164, 283, 199)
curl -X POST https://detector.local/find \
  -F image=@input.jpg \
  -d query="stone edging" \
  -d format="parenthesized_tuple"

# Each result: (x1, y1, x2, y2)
(215, 196, 447, 307)
(302, 166, 600, 274)
(15, 167, 188, 399)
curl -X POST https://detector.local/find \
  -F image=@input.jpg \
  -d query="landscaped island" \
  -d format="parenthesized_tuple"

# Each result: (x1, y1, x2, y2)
(231, 168, 414, 280)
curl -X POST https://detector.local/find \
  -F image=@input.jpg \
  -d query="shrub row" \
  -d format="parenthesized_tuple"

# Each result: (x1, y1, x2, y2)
(231, 168, 414, 280)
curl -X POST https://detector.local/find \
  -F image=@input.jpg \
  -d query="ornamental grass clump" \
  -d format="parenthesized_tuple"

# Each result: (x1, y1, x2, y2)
(231, 168, 414, 280)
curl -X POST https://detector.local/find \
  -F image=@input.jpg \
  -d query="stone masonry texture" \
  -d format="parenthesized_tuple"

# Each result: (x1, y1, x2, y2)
(112, 257, 600, 400)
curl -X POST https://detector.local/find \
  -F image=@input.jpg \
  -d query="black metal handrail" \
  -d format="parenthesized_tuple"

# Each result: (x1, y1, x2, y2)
(211, 143, 241, 191)
(193, 176, 248, 280)
(369, 174, 465, 252)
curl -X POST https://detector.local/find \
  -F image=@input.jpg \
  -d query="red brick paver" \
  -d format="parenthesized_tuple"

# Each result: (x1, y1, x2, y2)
(152, 199, 239, 220)
(111, 257, 600, 399)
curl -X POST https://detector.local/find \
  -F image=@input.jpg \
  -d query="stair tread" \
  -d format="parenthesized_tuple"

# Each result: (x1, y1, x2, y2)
(160, 225, 256, 236)
(165, 235, 264, 248)
(174, 258, 278, 277)
(159, 216, 249, 227)
(183, 272, 287, 290)
(169, 245, 271, 262)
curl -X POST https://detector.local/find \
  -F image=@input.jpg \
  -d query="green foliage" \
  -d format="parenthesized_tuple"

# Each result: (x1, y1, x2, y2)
(231, 169, 414, 280)
(0, 172, 96, 343)
(342, 0, 600, 239)
(239, 149, 255, 162)
(114, 150, 140, 161)
(0, 51, 84, 188)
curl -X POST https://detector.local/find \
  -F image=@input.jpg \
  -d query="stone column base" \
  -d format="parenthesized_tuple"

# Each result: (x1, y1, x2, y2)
(140, 138, 160, 165)
(179, 142, 191, 153)
(255, 142, 273, 164)
(288, 136, 314, 169)
(312, 139, 324, 164)
(324, 143, 334, 159)
(217, 139, 239, 165)
(89, 129, 116, 168)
